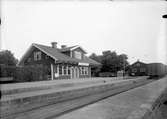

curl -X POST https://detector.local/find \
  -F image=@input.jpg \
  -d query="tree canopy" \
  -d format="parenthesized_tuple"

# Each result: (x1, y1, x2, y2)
(0, 50, 18, 66)
(89, 50, 129, 75)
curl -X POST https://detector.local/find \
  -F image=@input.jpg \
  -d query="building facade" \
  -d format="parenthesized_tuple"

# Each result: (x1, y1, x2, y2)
(18, 42, 101, 80)
(129, 60, 148, 76)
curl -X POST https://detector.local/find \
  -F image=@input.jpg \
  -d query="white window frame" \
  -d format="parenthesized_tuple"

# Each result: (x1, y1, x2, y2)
(63, 65, 67, 75)
(66, 66, 69, 75)
(59, 65, 62, 75)
(34, 51, 41, 61)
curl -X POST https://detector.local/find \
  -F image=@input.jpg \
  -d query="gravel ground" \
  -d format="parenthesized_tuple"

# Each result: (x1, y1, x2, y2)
(160, 102, 167, 118)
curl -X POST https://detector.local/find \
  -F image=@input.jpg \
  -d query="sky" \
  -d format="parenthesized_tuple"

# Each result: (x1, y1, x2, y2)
(1, 1, 167, 64)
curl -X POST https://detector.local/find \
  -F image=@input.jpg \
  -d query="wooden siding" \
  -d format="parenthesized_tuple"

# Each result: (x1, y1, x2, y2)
(129, 62, 148, 76)
(23, 47, 91, 80)
(24, 47, 54, 66)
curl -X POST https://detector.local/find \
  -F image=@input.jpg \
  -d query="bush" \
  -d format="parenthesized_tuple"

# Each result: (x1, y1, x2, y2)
(0, 65, 16, 77)
(0, 65, 49, 83)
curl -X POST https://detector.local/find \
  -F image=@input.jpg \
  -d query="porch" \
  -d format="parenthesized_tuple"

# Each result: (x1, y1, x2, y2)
(50, 63, 91, 80)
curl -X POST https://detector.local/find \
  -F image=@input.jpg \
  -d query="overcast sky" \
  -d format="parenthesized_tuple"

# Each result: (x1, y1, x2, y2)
(1, 1, 167, 64)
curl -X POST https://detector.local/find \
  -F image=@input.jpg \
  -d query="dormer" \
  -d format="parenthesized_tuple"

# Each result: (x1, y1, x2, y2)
(72, 46, 86, 60)
(59, 45, 87, 60)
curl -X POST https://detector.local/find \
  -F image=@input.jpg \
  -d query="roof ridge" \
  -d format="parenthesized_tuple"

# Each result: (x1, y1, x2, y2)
(33, 43, 51, 48)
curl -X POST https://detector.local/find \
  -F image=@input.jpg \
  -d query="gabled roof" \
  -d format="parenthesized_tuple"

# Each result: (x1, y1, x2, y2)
(59, 45, 77, 52)
(18, 43, 100, 66)
(130, 60, 147, 67)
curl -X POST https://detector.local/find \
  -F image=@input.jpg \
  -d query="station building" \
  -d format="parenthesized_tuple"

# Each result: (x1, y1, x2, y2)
(18, 42, 101, 80)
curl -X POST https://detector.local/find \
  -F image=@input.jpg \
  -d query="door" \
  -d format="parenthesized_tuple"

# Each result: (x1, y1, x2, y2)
(75, 67, 79, 78)
(71, 67, 79, 79)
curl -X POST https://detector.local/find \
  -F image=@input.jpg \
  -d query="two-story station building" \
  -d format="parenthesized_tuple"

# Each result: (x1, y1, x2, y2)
(18, 42, 101, 80)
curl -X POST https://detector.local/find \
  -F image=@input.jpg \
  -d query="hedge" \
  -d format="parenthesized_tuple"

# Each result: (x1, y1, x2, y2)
(0, 65, 49, 83)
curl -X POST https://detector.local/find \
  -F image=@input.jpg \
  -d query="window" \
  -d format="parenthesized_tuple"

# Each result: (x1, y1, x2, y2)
(68, 66, 71, 75)
(82, 67, 84, 75)
(59, 65, 62, 75)
(63, 66, 67, 75)
(80, 67, 88, 75)
(132, 68, 137, 72)
(84, 67, 87, 75)
(34, 51, 41, 61)
(79, 67, 82, 75)
(140, 68, 146, 72)
(74, 51, 82, 59)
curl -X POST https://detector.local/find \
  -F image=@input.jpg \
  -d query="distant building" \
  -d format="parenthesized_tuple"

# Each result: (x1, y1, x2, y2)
(129, 60, 148, 76)
(18, 42, 101, 80)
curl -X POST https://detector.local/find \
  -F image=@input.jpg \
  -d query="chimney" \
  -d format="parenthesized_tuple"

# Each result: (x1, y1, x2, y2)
(61, 45, 67, 49)
(51, 42, 57, 48)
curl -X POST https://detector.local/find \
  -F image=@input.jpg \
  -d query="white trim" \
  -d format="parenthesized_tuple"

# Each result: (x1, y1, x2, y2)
(51, 64, 54, 80)
(66, 66, 68, 75)
(78, 62, 89, 66)
(62, 66, 64, 75)
(70, 46, 87, 54)
(70, 67, 73, 79)
(17, 44, 34, 66)
(34, 51, 41, 61)
(76, 67, 79, 78)
(89, 67, 91, 77)
(86, 67, 89, 75)
(57, 64, 59, 75)
(33, 44, 58, 61)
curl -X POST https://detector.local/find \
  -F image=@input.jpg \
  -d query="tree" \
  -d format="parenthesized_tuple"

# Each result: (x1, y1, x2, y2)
(89, 53, 102, 63)
(101, 50, 119, 73)
(89, 53, 102, 77)
(0, 50, 18, 66)
(89, 50, 129, 76)
(117, 54, 129, 71)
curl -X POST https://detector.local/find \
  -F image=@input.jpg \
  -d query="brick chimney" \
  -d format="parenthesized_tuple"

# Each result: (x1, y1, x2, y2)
(51, 42, 57, 48)
(61, 45, 67, 49)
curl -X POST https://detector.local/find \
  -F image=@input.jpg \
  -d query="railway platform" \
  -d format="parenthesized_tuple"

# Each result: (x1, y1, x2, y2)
(0, 77, 150, 119)
(55, 76, 167, 119)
